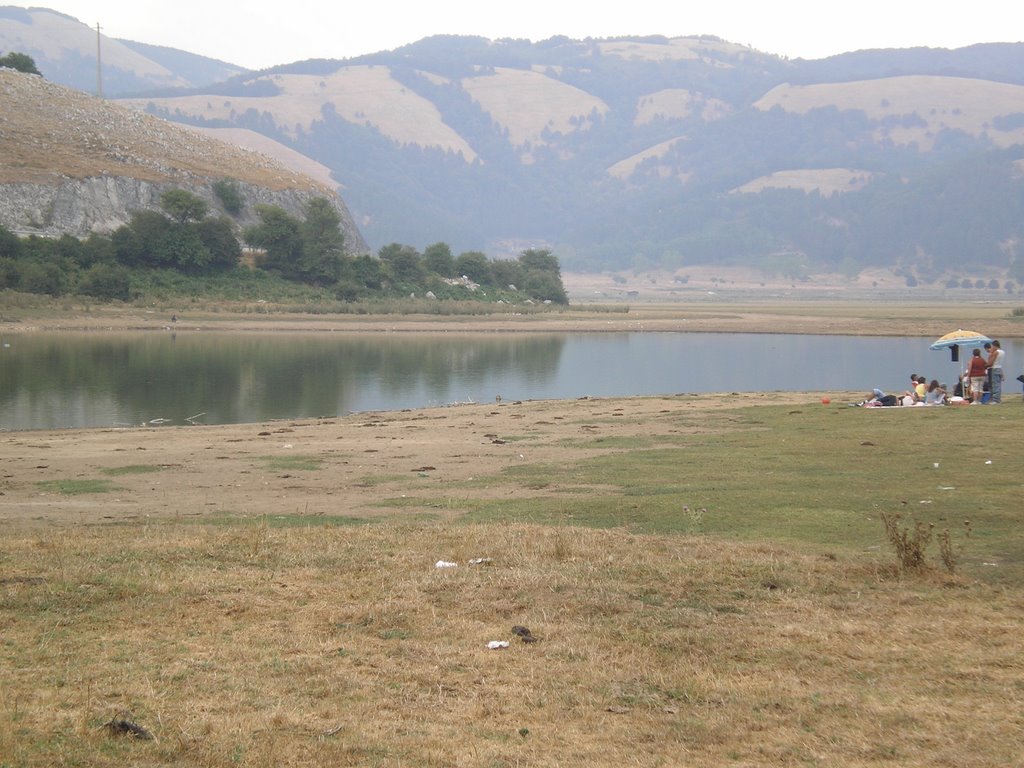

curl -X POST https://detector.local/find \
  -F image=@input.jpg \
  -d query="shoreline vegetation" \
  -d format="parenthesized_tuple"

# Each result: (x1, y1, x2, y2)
(2, 296, 1023, 765)
(2, 290, 1024, 338)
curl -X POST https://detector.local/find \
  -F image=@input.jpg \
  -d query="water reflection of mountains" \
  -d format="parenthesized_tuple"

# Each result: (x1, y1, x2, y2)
(0, 333, 567, 428)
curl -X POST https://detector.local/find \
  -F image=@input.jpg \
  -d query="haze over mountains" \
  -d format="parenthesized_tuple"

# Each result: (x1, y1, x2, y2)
(4, 6, 1024, 283)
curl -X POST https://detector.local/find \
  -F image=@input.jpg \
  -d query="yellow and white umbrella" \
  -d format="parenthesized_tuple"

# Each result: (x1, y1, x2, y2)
(929, 329, 992, 350)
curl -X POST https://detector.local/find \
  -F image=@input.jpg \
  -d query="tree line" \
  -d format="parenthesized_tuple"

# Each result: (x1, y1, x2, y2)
(0, 187, 568, 304)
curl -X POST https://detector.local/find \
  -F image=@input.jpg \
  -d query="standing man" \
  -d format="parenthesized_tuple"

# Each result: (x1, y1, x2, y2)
(989, 340, 1005, 403)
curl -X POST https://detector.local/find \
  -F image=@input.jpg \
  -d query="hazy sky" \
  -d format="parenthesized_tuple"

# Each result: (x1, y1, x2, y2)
(10, 0, 1024, 70)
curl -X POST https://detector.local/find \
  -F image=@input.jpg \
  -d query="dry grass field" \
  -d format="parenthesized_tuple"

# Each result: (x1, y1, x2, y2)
(460, 68, 608, 149)
(732, 168, 873, 197)
(4, 520, 1020, 767)
(755, 76, 1024, 150)
(121, 67, 478, 158)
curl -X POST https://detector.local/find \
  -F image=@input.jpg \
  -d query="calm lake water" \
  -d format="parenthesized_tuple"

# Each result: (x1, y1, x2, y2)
(1, 332, 1020, 430)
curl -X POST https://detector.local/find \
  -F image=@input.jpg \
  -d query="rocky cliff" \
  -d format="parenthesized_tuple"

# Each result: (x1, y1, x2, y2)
(0, 69, 368, 252)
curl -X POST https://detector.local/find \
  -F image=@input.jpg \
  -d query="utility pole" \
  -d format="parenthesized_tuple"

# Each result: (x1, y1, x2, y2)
(95, 22, 103, 98)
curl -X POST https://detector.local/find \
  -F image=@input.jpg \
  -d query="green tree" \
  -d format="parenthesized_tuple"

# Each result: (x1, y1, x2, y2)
(335, 253, 387, 299)
(197, 217, 241, 272)
(379, 243, 423, 284)
(112, 210, 173, 267)
(212, 179, 244, 215)
(0, 224, 23, 259)
(78, 233, 117, 269)
(0, 52, 41, 75)
(518, 248, 561, 276)
(522, 270, 568, 304)
(298, 197, 346, 284)
(454, 251, 492, 285)
(423, 242, 455, 277)
(244, 205, 304, 278)
(160, 189, 209, 223)
(0, 257, 17, 289)
(516, 248, 567, 303)
(17, 261, 65, 296)
(78, 263, 132, 301)
(153, 224, 211, 273)
(489, 258, 524, 289)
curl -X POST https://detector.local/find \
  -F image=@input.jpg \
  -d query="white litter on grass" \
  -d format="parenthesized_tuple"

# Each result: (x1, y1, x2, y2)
(487, 640, 510, 650)
(435, 560, 458, 569)
(933, 463, 940, 469)
(468, 557, 492, 565)
(919, 500, 932, 504)
(939, 486, 956, 491)
(985, 460, 993, 465)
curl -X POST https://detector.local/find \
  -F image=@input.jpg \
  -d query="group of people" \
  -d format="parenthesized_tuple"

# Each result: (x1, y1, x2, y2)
(857, 339, 1007, 407)
(856, 375, 946, 407)
(963, 340, 1006, 404)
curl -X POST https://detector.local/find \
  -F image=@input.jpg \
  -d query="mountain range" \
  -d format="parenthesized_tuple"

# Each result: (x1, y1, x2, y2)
(4, 7, 1024, 283)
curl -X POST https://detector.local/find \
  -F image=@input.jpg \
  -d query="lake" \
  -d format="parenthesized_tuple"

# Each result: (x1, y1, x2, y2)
(1, 332, 1020, 430)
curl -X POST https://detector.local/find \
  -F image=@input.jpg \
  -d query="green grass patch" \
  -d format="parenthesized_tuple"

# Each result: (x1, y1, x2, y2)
(456, 403, 1024, 582)
(259, 454, 325, 471)
(197, 514, 370, 528)
(101, 464, 166, 476)
(35, 479, 120, 495)
(352, 474, 414, 488)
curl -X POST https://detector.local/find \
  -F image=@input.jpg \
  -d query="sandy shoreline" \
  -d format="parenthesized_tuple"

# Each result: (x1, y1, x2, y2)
(0, 390, 861, 528)
(3, 297, 1023, 338)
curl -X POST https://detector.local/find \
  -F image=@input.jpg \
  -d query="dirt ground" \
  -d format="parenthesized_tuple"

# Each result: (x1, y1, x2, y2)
(1, 390, 849, 528)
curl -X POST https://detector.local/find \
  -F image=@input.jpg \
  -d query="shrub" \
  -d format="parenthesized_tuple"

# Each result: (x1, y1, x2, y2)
(17, 260, 66, 296)
(881, 512, 933, 571)
(0, 51, 40, 75)
(212, 179, 244, 215)
(78, 263, 132, 301)
(881, 513, 967, 575)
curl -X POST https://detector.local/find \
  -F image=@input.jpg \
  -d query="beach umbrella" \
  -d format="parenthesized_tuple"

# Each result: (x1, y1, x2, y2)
(929, 329, 992, 351)
(930, 329, 992, 397)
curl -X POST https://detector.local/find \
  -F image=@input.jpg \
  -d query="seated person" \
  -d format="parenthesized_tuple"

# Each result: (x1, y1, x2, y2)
(856, 388, 898, 407)
(902, 374, 927, 403)
(924, 379, 946, 405)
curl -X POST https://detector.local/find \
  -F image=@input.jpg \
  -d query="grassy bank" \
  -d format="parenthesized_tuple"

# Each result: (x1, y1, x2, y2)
(2, 395, 1022, 765)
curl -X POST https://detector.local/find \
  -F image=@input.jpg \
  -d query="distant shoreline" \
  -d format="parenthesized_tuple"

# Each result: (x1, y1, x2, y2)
(2, 298, 1022, 339)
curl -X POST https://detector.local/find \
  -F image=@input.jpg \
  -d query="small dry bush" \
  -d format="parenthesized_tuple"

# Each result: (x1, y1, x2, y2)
(881, 512, 934, 571)
(881, 513, 971, 575)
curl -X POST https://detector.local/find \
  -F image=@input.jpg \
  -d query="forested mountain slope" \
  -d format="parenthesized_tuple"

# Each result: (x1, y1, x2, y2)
(7, 10, 1024, 281)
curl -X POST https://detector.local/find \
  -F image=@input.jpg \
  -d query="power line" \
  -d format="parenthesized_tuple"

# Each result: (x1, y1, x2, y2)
(96, 22, 103, 99)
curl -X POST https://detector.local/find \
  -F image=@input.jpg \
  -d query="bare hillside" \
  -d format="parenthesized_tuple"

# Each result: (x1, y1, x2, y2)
(0, 69, 324, 191)
(122, 67, 478, 160)
(0, 69, 368, 250)
(755, 75, 1024, 149)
